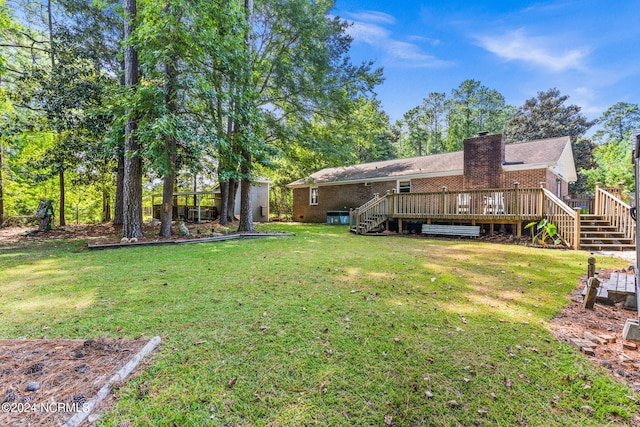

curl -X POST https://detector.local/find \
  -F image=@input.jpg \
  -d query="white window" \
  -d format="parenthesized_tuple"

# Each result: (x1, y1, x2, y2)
(310, 187, 319, 205)
(398, 180, 411, 193)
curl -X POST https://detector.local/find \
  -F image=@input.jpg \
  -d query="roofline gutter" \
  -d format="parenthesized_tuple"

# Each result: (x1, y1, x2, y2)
(287, 169, 464, 188)
(288, 161, 574, 188)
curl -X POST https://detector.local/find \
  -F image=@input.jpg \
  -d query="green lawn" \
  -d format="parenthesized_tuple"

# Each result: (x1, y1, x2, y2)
(0, 224, 637, 426)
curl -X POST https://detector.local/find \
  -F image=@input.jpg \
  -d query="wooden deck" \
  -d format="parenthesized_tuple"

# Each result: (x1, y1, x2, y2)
(581, 272, 636, 305)
(351, 184, 634, 251)
(350, 185, 638, 252)
(352, 186, 563, 236)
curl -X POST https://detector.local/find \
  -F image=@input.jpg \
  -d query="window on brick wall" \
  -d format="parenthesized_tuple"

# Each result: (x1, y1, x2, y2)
(398, 180, 411, 193)
(310, 187, 319, 205)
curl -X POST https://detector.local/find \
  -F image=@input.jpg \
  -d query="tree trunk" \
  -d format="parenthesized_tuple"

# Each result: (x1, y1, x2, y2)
(227, 178, 238, 223)
(159, 57, 178, 237)
(59, 170, 65, 226)
(192, 174, 197, 206)
(122, 0, 143, 238)
(0, 138, 4, 227)
(237, 177, 254, 231)
(159, 166, 175, 236)
(113, 152, 124, 225)
(48, 0, 66, 227)
(113, 56, 126, 226)
(219, 180, 229, 225)
(236, 0, 254, 233)
(102, 187, 111, 222)
(122, 131, 143, 238)
(47, 0, 55, 70)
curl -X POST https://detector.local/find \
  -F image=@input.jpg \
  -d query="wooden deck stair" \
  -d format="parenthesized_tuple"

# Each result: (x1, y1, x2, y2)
(580, 214, 635, 251)
(349, 213, 386, 234)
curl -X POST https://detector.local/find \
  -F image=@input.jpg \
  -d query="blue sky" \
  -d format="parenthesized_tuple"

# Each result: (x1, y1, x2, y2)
(331, 0, 640, 125)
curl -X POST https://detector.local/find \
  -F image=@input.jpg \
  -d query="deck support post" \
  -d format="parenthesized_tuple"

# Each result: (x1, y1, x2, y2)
(583, 277, 600, 309)
(594, 182, 602, 215)
(387, 189, 396, 219)
(573, 207, 581, 250)
(513, 182, 520, 218)
(441, 186, 447, 216)
(587, 256, 596, 279)
(539, 182, 546, 217)
(398, 218, 403, 234)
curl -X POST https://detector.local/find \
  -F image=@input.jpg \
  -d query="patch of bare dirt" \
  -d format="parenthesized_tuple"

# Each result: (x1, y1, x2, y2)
(0, 338, 150, 427)
(550, 269, 640, 393)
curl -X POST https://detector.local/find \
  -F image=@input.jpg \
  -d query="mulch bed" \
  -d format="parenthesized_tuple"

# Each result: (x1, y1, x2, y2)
(549, 269, 640, 393)
(0, 338, 149, 427)
(0, 221, 289, 249)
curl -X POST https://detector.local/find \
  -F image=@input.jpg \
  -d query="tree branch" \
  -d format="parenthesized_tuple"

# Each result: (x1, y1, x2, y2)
(0, 43, 50, 53)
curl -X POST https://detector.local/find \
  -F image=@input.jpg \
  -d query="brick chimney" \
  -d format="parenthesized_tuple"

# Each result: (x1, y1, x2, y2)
(463, 133, 505, 189)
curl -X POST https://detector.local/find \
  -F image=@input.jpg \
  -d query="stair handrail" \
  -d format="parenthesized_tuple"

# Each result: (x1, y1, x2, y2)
(353, 193, 389, 234)
(358, 193, 381, 211)
(595, 184, 635, 242)
(351, 193, 379, 230)
(542, 187, 580, 249)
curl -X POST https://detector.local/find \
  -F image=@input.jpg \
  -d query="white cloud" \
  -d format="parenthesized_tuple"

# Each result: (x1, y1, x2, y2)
(407, 35, 441, 46)
(570, 87, 601, 116)
(343, 10, 451, 68)
(346, 10, 396, 25)
(475, 28, 589, 72)
(388, 41, 432, 61)
(347, 20, 391, 44)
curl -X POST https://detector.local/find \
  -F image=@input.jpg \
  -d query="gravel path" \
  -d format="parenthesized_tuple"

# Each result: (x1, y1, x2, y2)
(591, 250, 637, 265)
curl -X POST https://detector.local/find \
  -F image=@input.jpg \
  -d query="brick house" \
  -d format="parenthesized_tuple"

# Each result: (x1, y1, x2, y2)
(288, 133, 577, 223)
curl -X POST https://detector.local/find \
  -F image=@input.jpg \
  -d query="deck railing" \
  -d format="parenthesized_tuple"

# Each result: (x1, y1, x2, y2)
(351, 185, 584, 248)
(564, 194, 594, 213)
(390, 186, 544, 220)
(595, 184, 635, 242)
(541, 188, 580, 249)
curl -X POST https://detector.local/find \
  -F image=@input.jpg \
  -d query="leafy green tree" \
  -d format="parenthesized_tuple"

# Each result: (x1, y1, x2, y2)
(570, 138, 597, 194)
(505, 88, 596, 143)
(586, 138, 634, 191)
(266, 96, 395, 218)
(397, 106, 429, 157)
(351, 98, 397, 163)
(505, 88, 597, 194)
(227, 0, 381, 230)
(586, 102, 640, 191)
(56, 0, 122, 223)
(445, 79, 512, 150)
(0, 0, 16, 225)
(421, 92, 448, 154)
(4, 0, 382, 230)
(3, 0, 117, 227)
(397, 92, 448, 157)
(593, 102, 640, 144)
(396, 81, 511, 156)
(131, 0, 201, 237)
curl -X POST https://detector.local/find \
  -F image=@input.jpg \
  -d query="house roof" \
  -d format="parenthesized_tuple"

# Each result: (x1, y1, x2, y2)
(288, 136, 574, 187)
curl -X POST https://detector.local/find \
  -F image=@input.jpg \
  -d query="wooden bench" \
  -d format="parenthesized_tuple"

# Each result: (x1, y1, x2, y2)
(422, 224, 480, 238)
